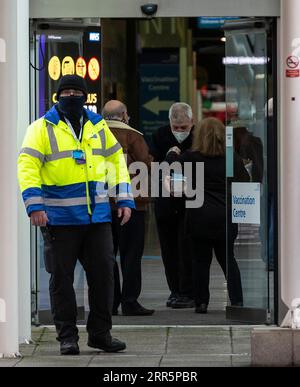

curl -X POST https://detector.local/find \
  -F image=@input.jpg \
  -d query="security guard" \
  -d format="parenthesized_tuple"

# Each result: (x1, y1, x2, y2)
(18, 75, 135, 355)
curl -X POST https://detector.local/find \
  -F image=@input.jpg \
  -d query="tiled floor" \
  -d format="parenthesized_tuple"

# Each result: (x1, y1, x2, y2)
(1, 326, 253, 367)
(35, 208, 274, 326)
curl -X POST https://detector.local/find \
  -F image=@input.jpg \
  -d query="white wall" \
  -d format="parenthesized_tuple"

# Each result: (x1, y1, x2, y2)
(17, 0, 31, 345)
(0, 0, 20, 357)
(280, 0, 300, 324)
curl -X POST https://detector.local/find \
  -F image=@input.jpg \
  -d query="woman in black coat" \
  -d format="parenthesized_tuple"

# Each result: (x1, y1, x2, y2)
(167, 117, 249, 313)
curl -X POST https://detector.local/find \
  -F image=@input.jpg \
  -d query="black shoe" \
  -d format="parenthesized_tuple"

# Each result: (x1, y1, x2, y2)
(122, 302, 155, 316)
(112, 308, 119, 316)
(172, 296, 195, 309)
(60, 340, 80, 356)
(88, 335, 126, 353)
(166, 293, 178, 308)
(195, 304, 208, 314)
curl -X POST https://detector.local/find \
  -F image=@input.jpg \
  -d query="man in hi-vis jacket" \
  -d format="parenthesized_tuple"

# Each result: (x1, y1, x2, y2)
(18, 75, 135, 356)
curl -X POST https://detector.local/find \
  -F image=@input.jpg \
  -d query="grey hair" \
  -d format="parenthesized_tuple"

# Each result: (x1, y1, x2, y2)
(169, 103, 193, 121)
(102, 102, 127, 121)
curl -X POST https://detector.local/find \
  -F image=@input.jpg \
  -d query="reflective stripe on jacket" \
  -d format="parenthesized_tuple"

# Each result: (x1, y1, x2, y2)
(18, 106, 135, 225)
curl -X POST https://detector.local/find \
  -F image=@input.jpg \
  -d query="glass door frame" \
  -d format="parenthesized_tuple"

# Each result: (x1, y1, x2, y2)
(224, 18, 278, 324)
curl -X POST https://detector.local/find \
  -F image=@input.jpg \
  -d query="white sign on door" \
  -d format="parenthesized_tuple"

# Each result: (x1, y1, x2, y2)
(0, 298, 6, 322)
(0, 38, 6, 63)
(232, 183, 261, 224)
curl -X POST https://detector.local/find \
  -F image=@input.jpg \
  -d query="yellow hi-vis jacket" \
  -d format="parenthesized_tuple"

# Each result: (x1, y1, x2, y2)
(18, 106, 135, 225)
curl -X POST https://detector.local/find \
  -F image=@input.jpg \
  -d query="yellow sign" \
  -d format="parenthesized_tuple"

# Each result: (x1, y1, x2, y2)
(48, 56, 61, 81)
(88, 57, 100, 81)
(53, 93, 98, 104)
(76, 57, 87, 78)
(62, 56, 75, 76)
(87, 94, 98, 104)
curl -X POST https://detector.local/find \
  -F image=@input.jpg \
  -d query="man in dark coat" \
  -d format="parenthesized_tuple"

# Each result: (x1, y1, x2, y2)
(150, 103, 195, 308)
(102, 100, 155, 316)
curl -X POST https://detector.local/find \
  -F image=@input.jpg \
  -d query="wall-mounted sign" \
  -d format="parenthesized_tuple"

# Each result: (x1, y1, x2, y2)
(0, 298, 6, 322)
(76, 57, 87, 78)
(88, 57, 100, 81)
(89, 32, 100, 42)
(48, 56, 100, 81)
(223, 57, 268, 65)
(286, 69, 300, 78)
(48, 56, 61, 80)
(286, 55, 299, 69)
(197, 17, 240, 29)
(0, 38, 6, 63)
(139, 49, 179, 139)
(38, 27, 101, 116)
(62, 56, 75, 76)
(285, 55, 300, 78)
(232, 183, 261, 225)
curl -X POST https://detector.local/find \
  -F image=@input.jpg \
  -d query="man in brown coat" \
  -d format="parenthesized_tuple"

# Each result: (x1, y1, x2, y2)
(102, 100, 155, 316)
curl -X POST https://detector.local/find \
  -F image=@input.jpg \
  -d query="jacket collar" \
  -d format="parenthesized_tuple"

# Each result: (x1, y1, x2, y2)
(106, 120, 143, 136)
(44, 105, 103, 126)
(85, 109, 103, 126)
(44, 105, 61, 125)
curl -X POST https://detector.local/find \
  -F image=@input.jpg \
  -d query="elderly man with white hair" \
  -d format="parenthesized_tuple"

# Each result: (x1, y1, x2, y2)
(150, 103, 195, 309)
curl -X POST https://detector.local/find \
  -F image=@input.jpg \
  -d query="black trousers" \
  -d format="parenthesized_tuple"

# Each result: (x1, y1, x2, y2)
(155, 211, 193, 297)
(41, 223, 115, 342)
(112, 210, 145, 308)
(189, 234, 243, 306)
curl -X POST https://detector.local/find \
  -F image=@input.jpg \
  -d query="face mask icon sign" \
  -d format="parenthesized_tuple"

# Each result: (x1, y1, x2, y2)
(62, 56, 75, 76)
(0, 298, 6, 322)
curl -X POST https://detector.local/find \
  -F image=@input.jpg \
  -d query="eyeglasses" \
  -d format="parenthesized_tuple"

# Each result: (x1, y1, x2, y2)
(60, 89, 84, 97)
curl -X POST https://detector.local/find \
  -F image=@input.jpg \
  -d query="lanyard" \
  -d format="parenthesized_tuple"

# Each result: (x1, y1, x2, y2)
(65, 116, 84, 145)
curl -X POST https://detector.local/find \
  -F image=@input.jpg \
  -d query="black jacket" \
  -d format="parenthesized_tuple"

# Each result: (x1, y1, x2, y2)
(166, 150, 249, 239)
(150, 125, 194, 218)
(238, 134, 264, 183)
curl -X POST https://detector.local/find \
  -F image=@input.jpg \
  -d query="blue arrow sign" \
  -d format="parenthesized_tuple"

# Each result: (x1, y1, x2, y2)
(139, 63, 179, 139)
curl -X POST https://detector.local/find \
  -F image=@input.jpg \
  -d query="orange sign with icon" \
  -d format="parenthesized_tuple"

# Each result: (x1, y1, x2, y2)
(49, 56, 100, 81)
(76, 57, 87, 78)
(62, 56, 75, 76)
(48, 56, 61, 81)
(88, 57, 100, 81)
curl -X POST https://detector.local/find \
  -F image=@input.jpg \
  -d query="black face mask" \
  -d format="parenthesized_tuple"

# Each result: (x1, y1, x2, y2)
(58, 96, 86, 121)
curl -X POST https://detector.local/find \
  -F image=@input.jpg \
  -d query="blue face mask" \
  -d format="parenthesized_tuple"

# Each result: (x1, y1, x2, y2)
(58, 96, 86, 120)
